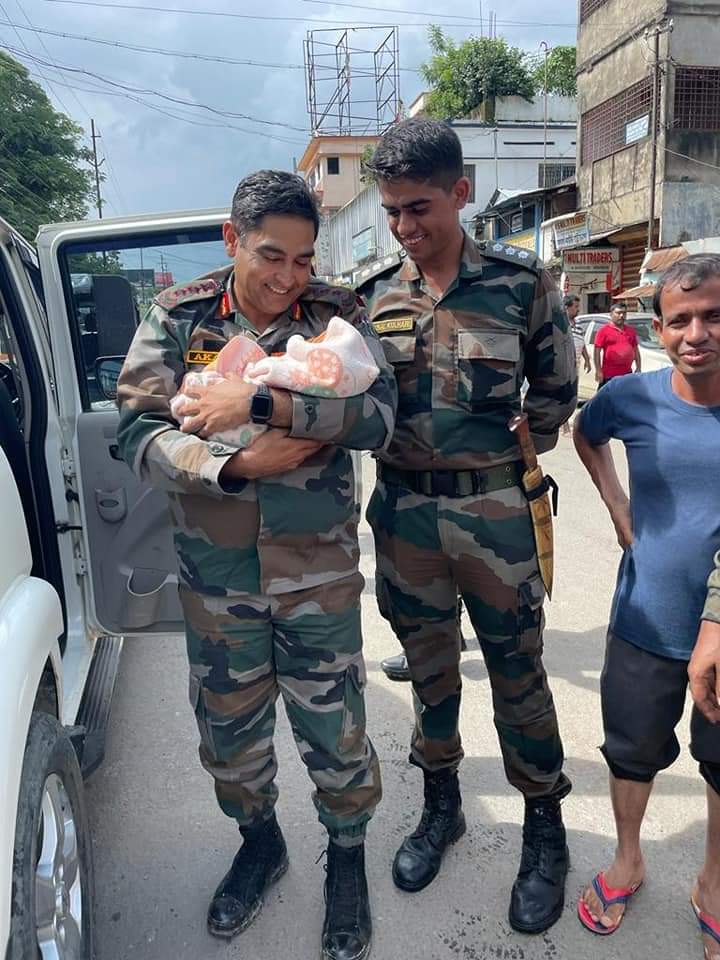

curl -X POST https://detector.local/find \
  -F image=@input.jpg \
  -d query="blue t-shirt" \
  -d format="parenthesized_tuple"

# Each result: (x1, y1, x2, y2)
(579, 368, 720, 660)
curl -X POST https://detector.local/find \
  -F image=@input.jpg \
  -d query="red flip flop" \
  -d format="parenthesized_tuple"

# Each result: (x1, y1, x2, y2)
(578, 871, 643, 935)
(691, 894, 720, 959)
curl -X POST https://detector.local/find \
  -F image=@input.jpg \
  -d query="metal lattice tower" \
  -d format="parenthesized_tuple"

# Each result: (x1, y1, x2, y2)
(304, 26, 400, 137)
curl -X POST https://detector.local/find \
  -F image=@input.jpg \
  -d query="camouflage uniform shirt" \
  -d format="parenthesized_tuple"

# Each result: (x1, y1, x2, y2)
(358, 233, 578, 469)
(117, 265, 397, 597)
(703, 550, 720, 624)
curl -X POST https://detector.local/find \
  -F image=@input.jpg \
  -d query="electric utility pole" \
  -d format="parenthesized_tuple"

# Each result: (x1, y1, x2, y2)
(646, 18, 673, 252)
(90, 119, 104, 220)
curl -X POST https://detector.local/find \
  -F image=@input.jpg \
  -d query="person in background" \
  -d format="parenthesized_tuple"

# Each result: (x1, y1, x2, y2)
(593, 303, 641, 388)
(574, 254, 720, 957)
(562, 293, 591, 435)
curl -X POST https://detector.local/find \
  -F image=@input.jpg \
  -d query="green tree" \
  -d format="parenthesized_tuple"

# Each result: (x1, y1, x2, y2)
(421, 27, 535, 120)
(0, 52, 96, 240)
(67, 251, 124, 276)
(532, 46, 577, 97)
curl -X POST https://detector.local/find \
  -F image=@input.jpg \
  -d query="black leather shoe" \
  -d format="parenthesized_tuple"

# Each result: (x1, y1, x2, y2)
(392, 768, 466, 892)
(508, 798, 569, 934)
(207, 813, 289, 939)
(322, 841, 372, 960)
(380, 652, 411, 682)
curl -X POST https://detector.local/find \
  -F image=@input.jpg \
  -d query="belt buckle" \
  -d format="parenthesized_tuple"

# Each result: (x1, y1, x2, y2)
(432, 471, 456, 497)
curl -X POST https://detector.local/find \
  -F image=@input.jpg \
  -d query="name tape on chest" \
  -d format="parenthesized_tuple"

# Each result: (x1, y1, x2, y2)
(185, 349, 220, 364)
(372, 316, 415, 334)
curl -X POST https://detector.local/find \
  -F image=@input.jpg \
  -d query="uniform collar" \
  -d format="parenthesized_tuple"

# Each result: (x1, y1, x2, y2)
(396, 230, 482, 285)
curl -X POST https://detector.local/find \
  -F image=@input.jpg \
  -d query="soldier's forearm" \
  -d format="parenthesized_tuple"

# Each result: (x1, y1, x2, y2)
(268, 388, 293, 428)
(703, 551, 720, 624)
(288, 392, 390, 449)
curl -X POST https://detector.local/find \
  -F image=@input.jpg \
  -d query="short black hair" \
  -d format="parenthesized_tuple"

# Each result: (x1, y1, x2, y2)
(362, 118, 464, 190)
(610, 303, 627, 312)
(653, 253, 720, 321)
(563, 294, 580, 308)
(231, 170, 319, 241)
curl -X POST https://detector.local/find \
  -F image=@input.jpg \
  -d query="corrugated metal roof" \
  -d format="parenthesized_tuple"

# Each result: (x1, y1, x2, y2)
(643, 246, 689, 272)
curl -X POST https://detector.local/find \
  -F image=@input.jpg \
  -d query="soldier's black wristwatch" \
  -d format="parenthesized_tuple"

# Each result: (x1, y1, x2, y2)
(250, 384, 273, 424)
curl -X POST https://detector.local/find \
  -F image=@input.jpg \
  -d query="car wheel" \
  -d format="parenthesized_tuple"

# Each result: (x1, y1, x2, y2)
(8, 712, 95, 960)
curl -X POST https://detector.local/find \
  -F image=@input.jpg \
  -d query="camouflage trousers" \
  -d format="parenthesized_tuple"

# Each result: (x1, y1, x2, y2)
(181, 571, 381, 843)
(367, 477, 570, 801)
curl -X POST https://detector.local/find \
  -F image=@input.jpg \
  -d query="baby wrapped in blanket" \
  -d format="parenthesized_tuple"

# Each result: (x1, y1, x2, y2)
(171, 315, 380, 448)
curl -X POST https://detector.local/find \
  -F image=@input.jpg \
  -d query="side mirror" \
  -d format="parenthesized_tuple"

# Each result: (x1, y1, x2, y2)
(94, 356, 125, 401)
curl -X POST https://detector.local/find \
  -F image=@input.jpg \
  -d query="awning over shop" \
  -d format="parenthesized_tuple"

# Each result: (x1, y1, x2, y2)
(613, 284, 656, 300)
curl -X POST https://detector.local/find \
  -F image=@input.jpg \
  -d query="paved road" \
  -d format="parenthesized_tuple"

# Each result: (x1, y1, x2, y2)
(86, 436, 708, 960)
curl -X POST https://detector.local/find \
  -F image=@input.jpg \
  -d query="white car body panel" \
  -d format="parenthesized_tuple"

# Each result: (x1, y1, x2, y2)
(0, 447, 64, 956)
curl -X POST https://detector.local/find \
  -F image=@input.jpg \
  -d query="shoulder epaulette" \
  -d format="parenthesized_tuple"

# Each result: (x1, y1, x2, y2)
(301, 278, 359, 314)
(154, 277, 222, 311)
(478, 241, 544, 273)
(353, 250, 405, 292)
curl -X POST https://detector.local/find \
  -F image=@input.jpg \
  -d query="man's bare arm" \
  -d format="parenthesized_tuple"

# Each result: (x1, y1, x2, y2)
(573, 418, 632, 548)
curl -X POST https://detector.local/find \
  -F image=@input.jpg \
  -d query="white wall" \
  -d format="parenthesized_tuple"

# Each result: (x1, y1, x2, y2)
(454, 122, 577, 228)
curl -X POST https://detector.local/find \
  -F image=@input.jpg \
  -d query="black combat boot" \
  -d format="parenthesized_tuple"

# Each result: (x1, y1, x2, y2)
(321, 841, 372, 960)
(392, 768, 466, 892)
(207, 813, 289, 939)
(508, 798, 569, 934)
(380, 652, 411, 682)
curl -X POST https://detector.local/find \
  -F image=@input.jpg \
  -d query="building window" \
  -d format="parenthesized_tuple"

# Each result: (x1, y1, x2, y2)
(580, 0, 610, 21)
(580, 77, 653, 165)
(537, 163, 576, 187)
(463, 164, 476, 203)
(674, 67, 720, 131)
(327, 156, 340, 175)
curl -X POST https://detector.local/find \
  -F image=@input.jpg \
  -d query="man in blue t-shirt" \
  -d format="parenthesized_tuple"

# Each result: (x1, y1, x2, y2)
(573, 254, 720, 956)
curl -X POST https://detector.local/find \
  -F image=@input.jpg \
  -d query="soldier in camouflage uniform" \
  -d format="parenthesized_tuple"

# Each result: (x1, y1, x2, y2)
(358, 119, 576, 934)
(117, 171, 396, 960)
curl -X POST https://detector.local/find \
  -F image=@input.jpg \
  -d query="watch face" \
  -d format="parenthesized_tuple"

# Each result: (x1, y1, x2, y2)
(251, 391, 272, 422)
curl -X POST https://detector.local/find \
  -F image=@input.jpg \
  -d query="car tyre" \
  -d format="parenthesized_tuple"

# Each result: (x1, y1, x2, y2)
(8, 712, 95, 960)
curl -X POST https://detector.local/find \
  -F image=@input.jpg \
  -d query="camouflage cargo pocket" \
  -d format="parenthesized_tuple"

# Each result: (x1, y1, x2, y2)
(514, 570, 546, 656)
(189, 672, 237, 762)
(456, 328, 520, 410)
(338, 656, 368, 754)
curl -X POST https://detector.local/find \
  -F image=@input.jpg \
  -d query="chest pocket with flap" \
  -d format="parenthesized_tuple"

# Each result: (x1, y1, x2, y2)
(456, 328, 520, 410)
(378, 330, 418, 399)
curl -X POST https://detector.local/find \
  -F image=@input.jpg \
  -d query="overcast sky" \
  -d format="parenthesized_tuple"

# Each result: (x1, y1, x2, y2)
(4, 0, 579, 218)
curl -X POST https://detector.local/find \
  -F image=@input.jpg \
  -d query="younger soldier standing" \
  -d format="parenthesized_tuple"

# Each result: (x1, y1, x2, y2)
(359, 119, 577, 934)
(117, 170, 396, 960)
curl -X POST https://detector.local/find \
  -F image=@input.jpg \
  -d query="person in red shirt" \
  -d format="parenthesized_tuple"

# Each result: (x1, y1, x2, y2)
(593, 305, 642, 387)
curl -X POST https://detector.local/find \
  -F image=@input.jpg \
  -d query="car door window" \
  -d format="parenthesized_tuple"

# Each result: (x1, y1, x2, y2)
(0, 303, 25, 429)
(59, 228, 226, 407)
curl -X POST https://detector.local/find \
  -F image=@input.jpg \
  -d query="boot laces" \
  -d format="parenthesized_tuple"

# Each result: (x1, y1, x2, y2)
(326, 847, 361, 927)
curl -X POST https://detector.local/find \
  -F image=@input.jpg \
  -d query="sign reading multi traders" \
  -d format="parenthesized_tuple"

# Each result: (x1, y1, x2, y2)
(561, 247, 621, 296)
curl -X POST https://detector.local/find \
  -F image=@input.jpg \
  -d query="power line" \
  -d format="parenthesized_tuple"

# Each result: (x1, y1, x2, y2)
(20, 64, 307, 145)
(0, 17, 307, 69)
(1, 42, 310, 133)
(665, 147, 720, 173)
(41, 0, 581, 30)
(12, 0, 92, 121)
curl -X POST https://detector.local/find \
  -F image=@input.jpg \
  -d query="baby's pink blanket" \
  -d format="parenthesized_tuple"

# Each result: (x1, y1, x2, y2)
(171, 315, 379, 448)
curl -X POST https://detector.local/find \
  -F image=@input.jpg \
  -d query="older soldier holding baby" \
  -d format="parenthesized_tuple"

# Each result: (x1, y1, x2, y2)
(117, 169, 396, 960)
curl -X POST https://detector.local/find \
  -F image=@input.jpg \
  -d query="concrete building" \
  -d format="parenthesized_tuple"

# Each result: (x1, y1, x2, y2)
(296, 135, 380, 216)
(577, 0, 720, 289)
(452, 95, 577, 230)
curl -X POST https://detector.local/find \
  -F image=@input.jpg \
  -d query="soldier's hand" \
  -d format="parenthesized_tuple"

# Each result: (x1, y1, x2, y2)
(606, 495, 633, 549)
(221, 429, 323, 480)
(689, 620, 720, 724)
(179, 376, 254, 437)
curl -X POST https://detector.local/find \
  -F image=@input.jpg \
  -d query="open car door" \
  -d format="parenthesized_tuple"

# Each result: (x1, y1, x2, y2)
(35, 209, 229, 636)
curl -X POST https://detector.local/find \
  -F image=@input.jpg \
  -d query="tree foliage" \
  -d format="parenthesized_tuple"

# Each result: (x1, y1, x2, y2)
(532, 46, 577, 97)
(0, 52, 96, 240)
(421, 28, 535, 120)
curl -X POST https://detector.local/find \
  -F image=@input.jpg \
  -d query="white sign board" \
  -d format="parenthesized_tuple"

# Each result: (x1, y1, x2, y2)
(625, 114, 649, 145)
(562, 246, 621, 293)
(553, 212, 590, 251)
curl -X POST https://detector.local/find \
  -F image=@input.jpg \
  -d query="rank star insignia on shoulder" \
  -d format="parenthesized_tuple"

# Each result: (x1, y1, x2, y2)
(480, 241, 543, 273)
(154, 278, 222, 311)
